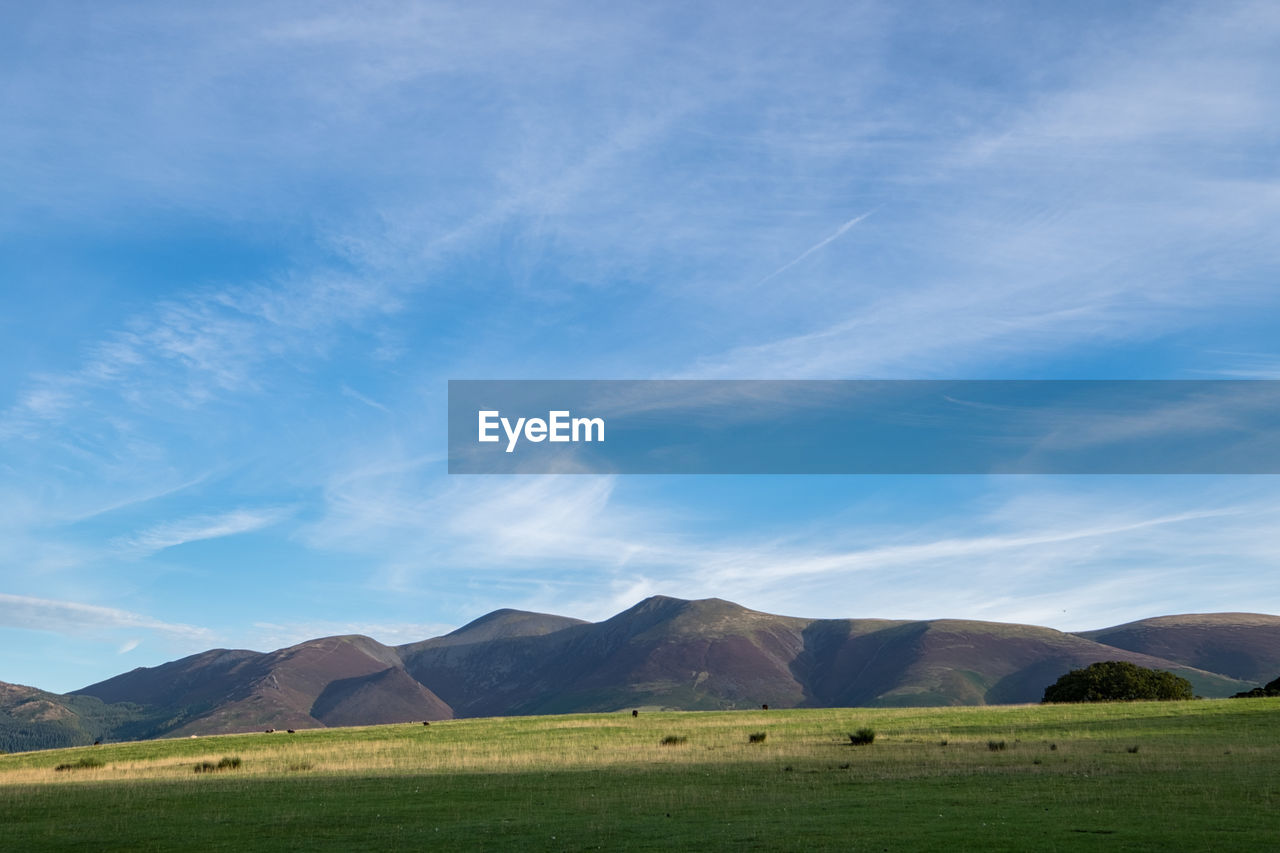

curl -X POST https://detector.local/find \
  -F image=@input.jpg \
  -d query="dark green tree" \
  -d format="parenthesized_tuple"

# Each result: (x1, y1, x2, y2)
(1231, 675, 1280, 698)
(1042, 661, 1194, 703)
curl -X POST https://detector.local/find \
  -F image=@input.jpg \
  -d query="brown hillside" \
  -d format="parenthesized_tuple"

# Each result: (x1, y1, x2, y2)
(78, 635, 452, 736)
(1078, 613, 1280, 683)
(7, 596, 1265, 754)
(311, 666, 452, 727)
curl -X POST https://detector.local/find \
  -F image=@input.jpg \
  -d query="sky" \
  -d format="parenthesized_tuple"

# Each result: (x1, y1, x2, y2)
(2, 0, 1279, 694)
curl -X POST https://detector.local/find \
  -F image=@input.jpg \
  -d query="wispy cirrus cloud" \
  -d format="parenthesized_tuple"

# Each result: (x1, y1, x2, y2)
(2, 274, 403, 437)
(301, 443, 1280, 631)
(463, 483, 1276, 629)
(756, 210, 877, 287)
(522, 485, 1280, 631)
(0, 592, 214, 641)
(114, 507, 293, 558)
(684, 3, 1280, 380)
(4, 1, 1278, 695)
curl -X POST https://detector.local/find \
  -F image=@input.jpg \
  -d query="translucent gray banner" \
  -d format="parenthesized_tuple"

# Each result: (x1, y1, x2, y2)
(447, 380, 1280, 474)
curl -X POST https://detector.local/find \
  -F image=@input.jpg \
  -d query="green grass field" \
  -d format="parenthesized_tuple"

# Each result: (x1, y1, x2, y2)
(2, 699, 1277, 851)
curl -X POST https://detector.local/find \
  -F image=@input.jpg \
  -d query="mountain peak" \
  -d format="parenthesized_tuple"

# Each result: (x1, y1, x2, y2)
(421, 607, 587, 648)
(603, 595, 793, 640)
(626, 594, 747, 615)
(5, 600, 1273, 754)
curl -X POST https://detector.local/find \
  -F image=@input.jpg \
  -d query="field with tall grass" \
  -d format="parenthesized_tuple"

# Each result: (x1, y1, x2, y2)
(2, 698, 1277, 850)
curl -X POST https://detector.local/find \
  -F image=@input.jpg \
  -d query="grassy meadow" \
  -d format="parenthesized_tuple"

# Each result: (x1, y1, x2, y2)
(1, 698, 1277, 851)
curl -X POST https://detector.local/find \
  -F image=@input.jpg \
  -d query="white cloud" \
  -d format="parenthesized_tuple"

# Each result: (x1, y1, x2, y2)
(682, 3, 1280, 380)
(340, 384, 393, 415)
(756, 210, 877, 286)
(302, 441, 1280, 631)
(0, 593, 214, 641)
(115, 507, 293, 557)
(4, 1, 1279, 691)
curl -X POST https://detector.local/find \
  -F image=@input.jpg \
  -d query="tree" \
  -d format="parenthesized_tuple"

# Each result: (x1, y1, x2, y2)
(1041, 661, 1194, 703)
(1231, 675, 1280, 699)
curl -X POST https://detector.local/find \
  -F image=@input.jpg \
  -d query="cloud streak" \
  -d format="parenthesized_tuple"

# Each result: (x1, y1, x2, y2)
(0, 593, 214, 641)
(302, 446, 1280, 631)
(756, 210, 876, 287)
(3, 1, 1278, 693)
(681, 3, 1280, 380)
(115, 507, 293, 557)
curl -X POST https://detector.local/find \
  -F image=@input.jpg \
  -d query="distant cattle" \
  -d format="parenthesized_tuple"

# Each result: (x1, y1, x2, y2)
(93, 739, 101, 746)
(632, 709, 638, 718)
(423, 721, 430, 726)
(762, 704, 769, 710)
(287, 729, 296, 734)
(265, 728, 275, 733)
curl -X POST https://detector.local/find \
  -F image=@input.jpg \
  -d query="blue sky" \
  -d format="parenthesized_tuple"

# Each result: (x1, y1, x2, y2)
(2, 1, 1279, 693)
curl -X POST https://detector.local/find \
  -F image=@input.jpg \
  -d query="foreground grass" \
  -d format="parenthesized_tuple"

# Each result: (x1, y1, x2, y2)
(1, 699, 1277, 851)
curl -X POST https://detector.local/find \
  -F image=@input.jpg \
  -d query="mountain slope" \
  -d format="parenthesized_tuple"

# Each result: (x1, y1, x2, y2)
(798, 618, 1247, 706)
(411, 608, 589, 648)
(75, 634, 452, 737)
(400, 596, 1255, 714)
(2, 597, 1271, 753)
(1077, 613, 1280, 683)
(310, 666, 452, 727)
(527, 596, 814, 712)
(399, 596, 816, 714)
(0, 682, 150, 752)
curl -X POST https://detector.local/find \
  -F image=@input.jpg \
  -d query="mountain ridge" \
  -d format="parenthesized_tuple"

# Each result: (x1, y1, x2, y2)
(1075, 612, 1280, 683)
(3, 596, 1273, 753)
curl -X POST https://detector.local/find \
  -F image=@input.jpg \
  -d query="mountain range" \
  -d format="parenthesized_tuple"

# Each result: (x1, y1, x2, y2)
(3, 596, 1278, 753)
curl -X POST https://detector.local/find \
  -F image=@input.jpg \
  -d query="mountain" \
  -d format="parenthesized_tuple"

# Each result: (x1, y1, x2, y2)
(421, 608, 589, 646)
(1076, 613, 1280, 683)
(796, 617, 1248, 706)
(73, 634, 452, 739)
(0, 682, 151, 752)
(399, 597, 816, 715)
(2, 597, 1273, 753)
(401, 597, 1251, 714)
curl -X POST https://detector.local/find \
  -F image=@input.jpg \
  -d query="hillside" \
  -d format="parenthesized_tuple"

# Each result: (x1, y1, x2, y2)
(796, 618, 1248, 707)
(73, 634, 452, 740)
(2, 596, 1273, 752)
(1076, 613, 1280, 683)
(0, 682, 150, 752)
(401, 597, 818, 715)
(399, 597, 1251, 715)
